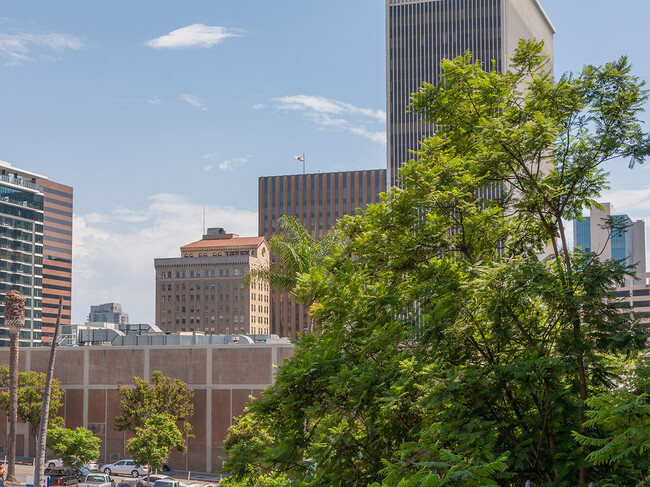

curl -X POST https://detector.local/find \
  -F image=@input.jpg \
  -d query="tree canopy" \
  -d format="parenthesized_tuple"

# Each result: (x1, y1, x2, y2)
(223, 40, 650, 486)
(127, 413, 186, 487)
(115, 371, 194, 437)
(0, 368, 63, 442)
(47, 426, 101, 468)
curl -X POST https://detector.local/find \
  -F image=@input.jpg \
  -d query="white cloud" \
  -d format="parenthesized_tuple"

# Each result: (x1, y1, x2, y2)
(274, 95, 385, 123)
(112, 208, 150, 223)
(145, 24, 241, 49)
(204, 165, 213, 172)
(219, 156, 251, 171)
(349, 127, 387, 144)
(73, 193, 258, 324)
(270, 95, 386, 144)
(0, 31, 83, 65)
(179, 93, 207, 111)
(201, 153, 218, 160)
(147, 97, 163, 105)
(601, 187, 650, 214)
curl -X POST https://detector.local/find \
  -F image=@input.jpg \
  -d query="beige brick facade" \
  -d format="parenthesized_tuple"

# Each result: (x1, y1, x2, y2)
(155, 232, 270, 335)
(0, 342, 293, 472)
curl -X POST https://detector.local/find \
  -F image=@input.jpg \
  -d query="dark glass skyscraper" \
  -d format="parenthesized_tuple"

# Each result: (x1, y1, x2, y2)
(386, 0, 555, 187)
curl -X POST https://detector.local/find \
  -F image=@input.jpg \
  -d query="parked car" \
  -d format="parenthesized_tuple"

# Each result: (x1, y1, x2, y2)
(78, 473, 116, 487)
(134, 475, 172, 487)
(101, 460, 148, 478)
(152, 480, 186, 487)
(44, 467, 80, 486)
(46, 461, 98, 472)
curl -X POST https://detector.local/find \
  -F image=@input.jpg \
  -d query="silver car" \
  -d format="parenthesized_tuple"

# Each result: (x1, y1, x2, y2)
(101, 460, 148, 477)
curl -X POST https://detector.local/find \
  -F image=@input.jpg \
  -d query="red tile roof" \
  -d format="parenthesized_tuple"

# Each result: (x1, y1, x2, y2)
(181, 236, 266, 250)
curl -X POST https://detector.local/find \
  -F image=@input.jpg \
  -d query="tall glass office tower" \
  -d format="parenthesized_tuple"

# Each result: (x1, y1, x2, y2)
(0, 162, 45, 347)
(386, 0, 555, 187)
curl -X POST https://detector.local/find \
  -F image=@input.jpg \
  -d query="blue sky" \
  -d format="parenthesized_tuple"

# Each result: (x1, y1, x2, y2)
(0, 1, 649, 324)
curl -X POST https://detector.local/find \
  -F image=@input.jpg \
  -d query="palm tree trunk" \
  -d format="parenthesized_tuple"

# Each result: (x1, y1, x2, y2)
(33, 296, 63, 487)
(6, 327, 19, 483)
(4, 290, 25, 484)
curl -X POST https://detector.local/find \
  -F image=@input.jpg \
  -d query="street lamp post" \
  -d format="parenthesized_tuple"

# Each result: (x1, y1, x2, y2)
(4, 290, 25, 484)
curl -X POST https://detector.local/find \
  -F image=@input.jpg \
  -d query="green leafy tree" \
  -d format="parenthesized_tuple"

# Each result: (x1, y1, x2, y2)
(0, 368, 64, 445)
(224, 40, 650, 486)
(47, 426, 101, 468)
(574, 360, 650, 486)
(115, 371, 194, 437)
(127, 413, 186, 487)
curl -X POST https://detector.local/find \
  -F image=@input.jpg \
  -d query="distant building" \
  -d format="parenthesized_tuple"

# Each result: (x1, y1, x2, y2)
(88, 302, 129, 325)
(386, 0, 555, 187)
(0, 161, 45, 347)
(613, 278, 650, 335)
(574, 203, 647, 279)
(37, 178, 73, 343)
(154, 228, 271, 335)
(259, 169, 386, 337)
(574, 203, 649, 333)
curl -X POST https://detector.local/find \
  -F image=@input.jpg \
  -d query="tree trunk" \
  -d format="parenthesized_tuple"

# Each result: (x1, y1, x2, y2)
(6, 327, 19, 483)
(4, 290, 25, 484)
(33, 296, 63, 487)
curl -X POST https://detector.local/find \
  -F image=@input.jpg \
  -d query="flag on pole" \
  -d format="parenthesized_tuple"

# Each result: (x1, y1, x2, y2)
(294, 154, 304, 162)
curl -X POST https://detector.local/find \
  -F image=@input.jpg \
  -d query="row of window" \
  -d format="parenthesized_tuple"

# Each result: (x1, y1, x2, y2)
(159, 268, 248, 279)
(184, 250, 252, 258)
(161, 292, 250, 304)
(615, 288, 650, 298)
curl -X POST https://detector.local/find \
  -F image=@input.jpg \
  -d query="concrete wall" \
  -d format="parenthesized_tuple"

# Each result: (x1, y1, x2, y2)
(504, 0, 555, 69)
(0, 342, 293, 473)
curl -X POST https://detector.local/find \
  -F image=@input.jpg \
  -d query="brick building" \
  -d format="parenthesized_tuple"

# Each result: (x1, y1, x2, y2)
(258, 169, 386, 337)
(37, 178, 73, 343)
(154, 229, 270, 335)
(0, 341, 293, 472)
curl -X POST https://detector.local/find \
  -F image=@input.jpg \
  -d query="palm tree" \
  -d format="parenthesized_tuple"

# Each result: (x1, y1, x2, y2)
(245, 216, 343, 332)
(246, 216, 342, 292)
(4, 290, 25, 483)
(33, 296, 64, 487)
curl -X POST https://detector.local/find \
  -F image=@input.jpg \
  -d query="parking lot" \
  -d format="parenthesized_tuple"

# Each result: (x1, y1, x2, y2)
(8, 463, 222, 486)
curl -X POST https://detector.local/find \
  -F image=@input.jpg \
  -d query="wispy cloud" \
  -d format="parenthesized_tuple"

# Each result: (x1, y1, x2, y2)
(270, 95, 386, 144)
(602, 186, 650, 214)
(219, 156, 251, 171)
(0, 31, 83, 65)
(145, 24, 241, 49)
(179, 93, 207, 111)
(73, 193, 257, 324)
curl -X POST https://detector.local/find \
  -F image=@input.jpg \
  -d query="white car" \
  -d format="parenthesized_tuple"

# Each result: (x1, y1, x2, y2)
(47, 459, 100, 470)
(101, 460, 148, 477)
